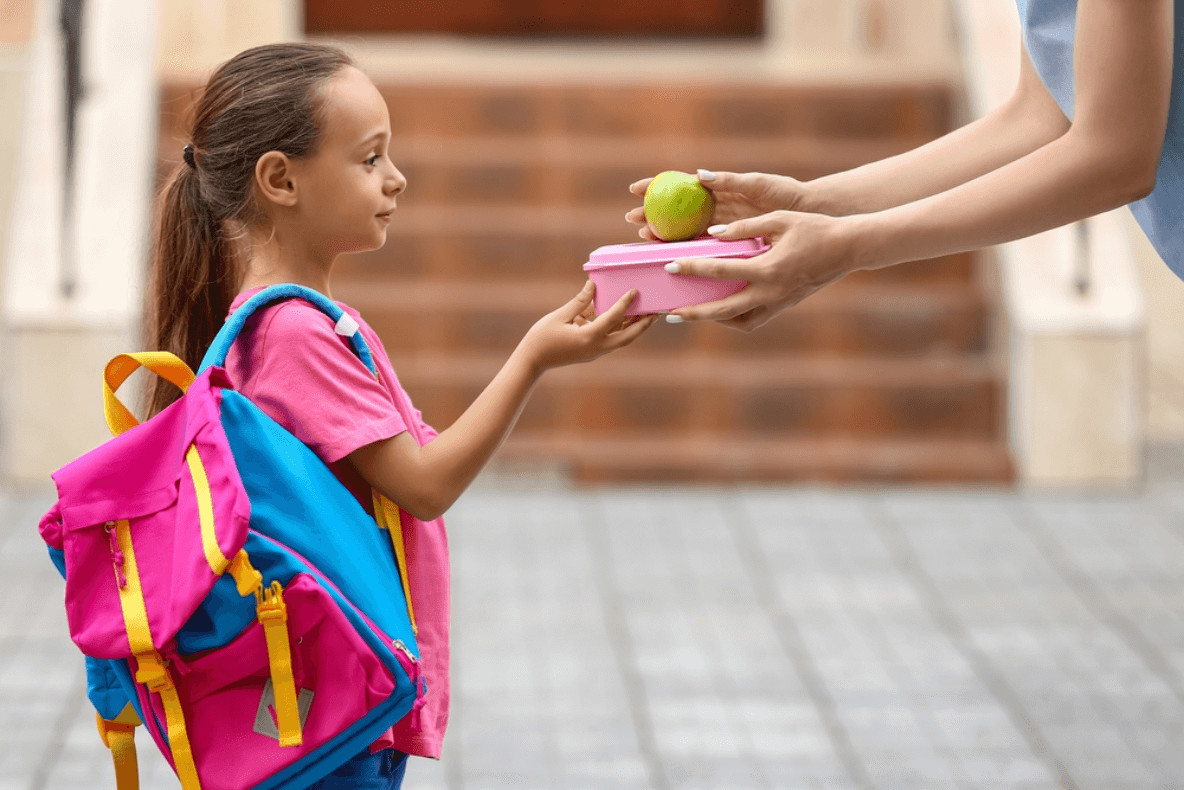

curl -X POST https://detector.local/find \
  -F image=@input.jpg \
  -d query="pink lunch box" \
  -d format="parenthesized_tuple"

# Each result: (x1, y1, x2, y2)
(583, 236, 770, 315)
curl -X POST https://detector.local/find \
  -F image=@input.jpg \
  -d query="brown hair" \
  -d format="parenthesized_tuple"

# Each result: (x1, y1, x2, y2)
(145, 42, 354, 416)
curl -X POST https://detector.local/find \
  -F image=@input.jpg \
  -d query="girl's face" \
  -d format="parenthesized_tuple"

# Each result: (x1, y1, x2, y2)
(290, 66, 406, 258)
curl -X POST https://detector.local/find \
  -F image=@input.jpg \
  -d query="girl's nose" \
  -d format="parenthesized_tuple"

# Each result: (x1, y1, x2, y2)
(386, 164, 407, 196)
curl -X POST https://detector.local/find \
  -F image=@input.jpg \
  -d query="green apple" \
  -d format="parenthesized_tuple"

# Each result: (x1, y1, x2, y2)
(644, 171, 715, 242)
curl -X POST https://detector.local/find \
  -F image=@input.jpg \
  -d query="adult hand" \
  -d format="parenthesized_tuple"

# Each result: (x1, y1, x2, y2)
(664, 211, 859, 332)
(626, 170, 808, 241)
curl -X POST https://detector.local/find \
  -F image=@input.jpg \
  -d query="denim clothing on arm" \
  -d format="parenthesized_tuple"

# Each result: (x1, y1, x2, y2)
(1016, 0, 1184, 276)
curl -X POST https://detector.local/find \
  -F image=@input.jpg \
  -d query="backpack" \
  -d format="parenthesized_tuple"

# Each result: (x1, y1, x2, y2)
(37, 285, 424, 790)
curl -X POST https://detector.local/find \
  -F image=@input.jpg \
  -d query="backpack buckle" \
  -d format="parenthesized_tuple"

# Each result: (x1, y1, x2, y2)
(133, 652, 172, 693)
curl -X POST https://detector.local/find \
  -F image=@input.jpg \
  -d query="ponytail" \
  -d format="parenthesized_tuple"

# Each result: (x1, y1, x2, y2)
(144, 163, 236, 417)
(141, 42, 354, 418)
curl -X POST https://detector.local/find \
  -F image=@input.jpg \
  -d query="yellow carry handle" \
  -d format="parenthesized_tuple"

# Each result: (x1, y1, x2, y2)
(103, 352, 195, 436)
(97, 706, 141, 790)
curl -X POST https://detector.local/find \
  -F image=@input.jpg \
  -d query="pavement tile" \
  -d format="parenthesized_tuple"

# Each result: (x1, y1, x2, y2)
(7, 448, 1184, 789)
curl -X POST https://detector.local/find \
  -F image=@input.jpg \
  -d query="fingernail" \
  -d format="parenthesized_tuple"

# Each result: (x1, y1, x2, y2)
(697, 169, 716, 181)
(664, 262, 681, 274)
(708, 224, 728, 236)
(665, 314, 685, 324)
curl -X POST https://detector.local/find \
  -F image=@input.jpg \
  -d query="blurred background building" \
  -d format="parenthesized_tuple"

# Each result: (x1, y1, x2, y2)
(2, 0, 1182, 489)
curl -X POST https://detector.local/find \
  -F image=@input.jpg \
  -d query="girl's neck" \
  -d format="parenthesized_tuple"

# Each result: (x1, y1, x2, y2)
(238, 228, 335, 298)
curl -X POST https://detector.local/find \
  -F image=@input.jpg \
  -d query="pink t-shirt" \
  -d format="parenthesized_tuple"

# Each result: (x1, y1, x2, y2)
(223, 288, 450, 759)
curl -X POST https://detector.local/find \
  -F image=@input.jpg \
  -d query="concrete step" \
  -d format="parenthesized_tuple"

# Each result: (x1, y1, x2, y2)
(373, 81, 953, 141)
(335, 207, 978, 285)
(154, 71, 1011, 483)
(155, 78, 953, 175)
(493, 433, 1014, 484)
(390, 352, 1003, 441)
(381, 135, 921, 209)
(336, 278, 990, 359)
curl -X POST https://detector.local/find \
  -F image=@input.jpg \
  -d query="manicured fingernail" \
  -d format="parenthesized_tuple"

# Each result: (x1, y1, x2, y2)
(665, 314, 684, 324)
(697, 169, 716, 181)
(708, 224, 728, 235)
(664, 262, 681, 274)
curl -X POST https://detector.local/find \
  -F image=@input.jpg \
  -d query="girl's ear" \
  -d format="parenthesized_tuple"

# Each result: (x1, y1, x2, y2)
(255, 151, 298, 208)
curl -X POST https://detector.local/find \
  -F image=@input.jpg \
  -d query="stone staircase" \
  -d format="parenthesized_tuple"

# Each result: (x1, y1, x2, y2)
(157, 77, 1012, 484)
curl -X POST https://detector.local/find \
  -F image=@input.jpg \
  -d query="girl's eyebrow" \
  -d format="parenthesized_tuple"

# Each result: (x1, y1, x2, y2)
(356, 130, 390, 150)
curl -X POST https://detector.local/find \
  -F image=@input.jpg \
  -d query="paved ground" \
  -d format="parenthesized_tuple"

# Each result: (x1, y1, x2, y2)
(4, 446, 1184, 790)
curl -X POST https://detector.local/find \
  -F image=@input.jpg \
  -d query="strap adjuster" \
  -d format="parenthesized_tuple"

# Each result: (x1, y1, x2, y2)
(133, 653, 172, 693)
(96, 715, 137, 748)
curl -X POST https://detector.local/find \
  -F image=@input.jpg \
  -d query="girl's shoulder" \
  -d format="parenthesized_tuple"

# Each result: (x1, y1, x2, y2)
(234, 294, 351, 350)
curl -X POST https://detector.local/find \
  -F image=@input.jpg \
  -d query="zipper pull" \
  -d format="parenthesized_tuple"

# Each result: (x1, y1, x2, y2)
(106, 522, 127, 588)
(392, 639, 418, 664)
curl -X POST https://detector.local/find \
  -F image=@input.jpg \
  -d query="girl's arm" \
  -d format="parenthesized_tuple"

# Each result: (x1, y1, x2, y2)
(667, 0, 1173, 330)
(348, 283, 654, 520)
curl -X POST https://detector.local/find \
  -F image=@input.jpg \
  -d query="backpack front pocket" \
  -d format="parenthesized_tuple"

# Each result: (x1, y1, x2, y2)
(165, 572, 401, 790)
(57, 415, 251, 660)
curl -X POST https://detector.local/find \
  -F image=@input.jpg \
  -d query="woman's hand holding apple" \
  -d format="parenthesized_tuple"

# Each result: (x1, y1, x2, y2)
(626, 170, 809, 241)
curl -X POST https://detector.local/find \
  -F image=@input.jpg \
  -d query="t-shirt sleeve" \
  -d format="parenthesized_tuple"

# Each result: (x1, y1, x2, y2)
(241, 302, 407, 463)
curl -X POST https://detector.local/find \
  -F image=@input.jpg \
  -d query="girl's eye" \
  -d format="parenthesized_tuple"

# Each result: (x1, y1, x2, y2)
(365, 154, 381, 166)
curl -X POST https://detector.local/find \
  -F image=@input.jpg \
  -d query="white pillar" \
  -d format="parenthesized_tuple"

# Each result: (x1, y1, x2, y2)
(156, 0, 301, 77)
(1, 0, 159, 485)
(956, 0, 1146, 487)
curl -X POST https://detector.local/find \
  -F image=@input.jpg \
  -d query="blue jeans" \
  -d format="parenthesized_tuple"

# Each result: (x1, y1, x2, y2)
(304, 749, 408, 789)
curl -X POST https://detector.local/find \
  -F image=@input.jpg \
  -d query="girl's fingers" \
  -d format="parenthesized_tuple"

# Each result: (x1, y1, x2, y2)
(625, 206, 646, 225)
(558, 280, 596, 321)
(611, 314, 657, 346)
(589, 289, 638, 332)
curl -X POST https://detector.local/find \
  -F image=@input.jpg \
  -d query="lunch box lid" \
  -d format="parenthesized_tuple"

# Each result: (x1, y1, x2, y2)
(582, 236, 769, 270)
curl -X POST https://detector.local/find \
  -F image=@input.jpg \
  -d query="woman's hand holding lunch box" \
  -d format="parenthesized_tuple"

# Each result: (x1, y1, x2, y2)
(619, 169, 856, 332)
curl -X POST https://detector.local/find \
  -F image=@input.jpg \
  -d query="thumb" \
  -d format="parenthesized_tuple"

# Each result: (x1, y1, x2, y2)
(697, 169, 763, 196)
(559, 280, 596, 320)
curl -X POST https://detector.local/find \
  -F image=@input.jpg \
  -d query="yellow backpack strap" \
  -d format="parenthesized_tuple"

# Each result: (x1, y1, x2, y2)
(97, 705, 141, 790)
(185, 445, 230, 576)
(111, 519, 202, 789)
(372, 492, 416, 635)
(103, 352, 195, 436)
(255, 582, 302, 746)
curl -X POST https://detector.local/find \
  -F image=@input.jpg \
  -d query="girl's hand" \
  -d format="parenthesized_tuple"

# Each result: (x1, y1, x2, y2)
(626, 170, 808, 241)
(519, 281, 657, 373)
(664, 211, 860, 332)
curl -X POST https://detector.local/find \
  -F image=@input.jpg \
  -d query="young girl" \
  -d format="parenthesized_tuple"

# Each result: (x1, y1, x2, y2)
(145, 42, 654, 788)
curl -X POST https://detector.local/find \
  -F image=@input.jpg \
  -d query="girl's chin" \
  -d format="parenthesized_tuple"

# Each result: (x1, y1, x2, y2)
(351, 231, 389, 254)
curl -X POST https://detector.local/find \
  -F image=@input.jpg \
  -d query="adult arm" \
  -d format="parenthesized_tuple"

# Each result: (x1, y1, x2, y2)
(627, 44, 1072, 234)
(802, 45, 1072, 215)
(669, 0, 1172, 329)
